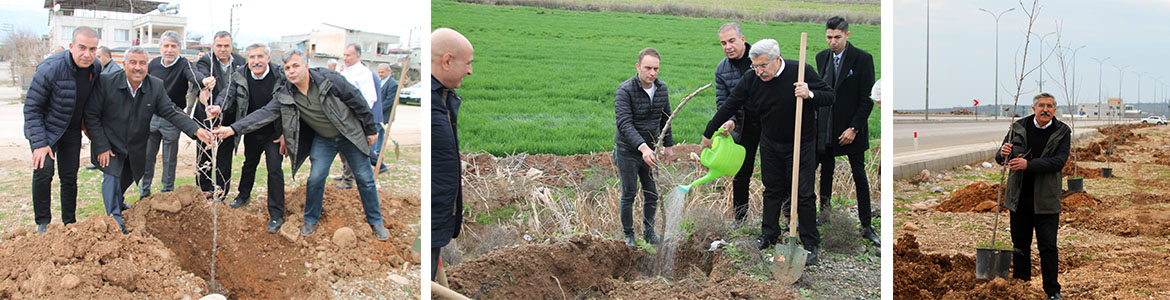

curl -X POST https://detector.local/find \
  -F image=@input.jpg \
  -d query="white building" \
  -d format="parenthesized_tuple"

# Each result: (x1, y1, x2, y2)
(46, 0, 186, 50)
(279, 23, 405, 69)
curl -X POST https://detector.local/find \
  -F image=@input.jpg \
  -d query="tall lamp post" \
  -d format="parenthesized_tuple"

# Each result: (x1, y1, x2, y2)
(979, 7, 1015, 119)
(1092, 57, 1110, 120)
(1135, 71, 1147, 105)
(1030, 31, 1056, 93)
(1114, 65, 1129, 120)
(925, 0, 930, 120)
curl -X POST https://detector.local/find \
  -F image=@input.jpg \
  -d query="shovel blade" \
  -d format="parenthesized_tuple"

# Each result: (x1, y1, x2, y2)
(770, 237, 807, 285)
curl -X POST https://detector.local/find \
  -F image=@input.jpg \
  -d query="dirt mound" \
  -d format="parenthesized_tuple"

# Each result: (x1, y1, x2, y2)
(448, 234, 645, 299)
(0, 215, 206, 299)
(1062, 159, 1101, 179)
(894, 234, 1044, 299)
(936, 182, 1006, 213)
(604, 275, 794, 299)
(123, 184, 420, 299)
(1061, 192, 1101, 212)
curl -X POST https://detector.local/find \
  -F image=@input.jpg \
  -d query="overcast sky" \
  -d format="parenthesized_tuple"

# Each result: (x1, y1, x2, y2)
(893, 0, 1170, 110)
(0, 0, 427, 48)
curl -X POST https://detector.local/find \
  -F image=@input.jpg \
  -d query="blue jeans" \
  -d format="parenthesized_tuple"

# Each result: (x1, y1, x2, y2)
(371, 125, 386, 165)
(305, 134, 384, 226)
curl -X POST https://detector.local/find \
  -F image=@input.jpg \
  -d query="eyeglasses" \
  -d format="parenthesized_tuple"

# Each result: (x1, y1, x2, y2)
(750, 62, 770, 70)
(1034, 103, 1055, 108)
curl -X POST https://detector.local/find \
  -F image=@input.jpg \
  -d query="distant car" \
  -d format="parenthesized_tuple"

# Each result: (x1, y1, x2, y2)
(1142, 116, 1166, 125)
(398, 82, 423, 105)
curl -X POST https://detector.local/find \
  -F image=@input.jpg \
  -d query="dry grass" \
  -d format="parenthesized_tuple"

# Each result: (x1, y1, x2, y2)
(453, 0, 880, 25)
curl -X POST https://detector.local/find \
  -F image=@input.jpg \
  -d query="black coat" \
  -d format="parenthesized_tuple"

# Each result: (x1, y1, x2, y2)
(704, 60, 835, 143)
(85, 70, 202, 179)
(715, 42, 752, 125)
(379, 77, 399, 123)
(614, 75, 674, 153)
(431, 76, 462, 248)
(23, 50, 102, 149)
(196, 52, 247, 122)
(815, 42, 875, 155)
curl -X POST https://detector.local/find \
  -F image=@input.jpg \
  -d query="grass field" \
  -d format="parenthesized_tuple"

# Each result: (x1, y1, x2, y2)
(433, 0, 880, 155)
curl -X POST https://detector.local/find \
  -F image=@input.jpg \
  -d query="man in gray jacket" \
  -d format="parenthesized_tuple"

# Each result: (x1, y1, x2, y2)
(614, 47, 674, 249)
(713, 22, 757, 225)
(995, 92, 1069, 300)
(212, 49, 389, 241)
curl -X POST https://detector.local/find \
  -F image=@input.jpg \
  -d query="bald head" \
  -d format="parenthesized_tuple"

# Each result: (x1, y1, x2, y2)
(431, 28, 474, 89)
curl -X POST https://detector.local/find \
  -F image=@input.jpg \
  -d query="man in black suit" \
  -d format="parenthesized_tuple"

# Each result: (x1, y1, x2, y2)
(814, 16, 878, 246)
(195, 31, 247, 200)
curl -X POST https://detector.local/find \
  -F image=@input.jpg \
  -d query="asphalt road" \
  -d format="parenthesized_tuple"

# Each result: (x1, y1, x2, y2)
(893, 117, 1131, 161)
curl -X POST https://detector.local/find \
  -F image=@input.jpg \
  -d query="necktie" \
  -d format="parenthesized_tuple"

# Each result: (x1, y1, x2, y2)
(832, 55, 841, 87)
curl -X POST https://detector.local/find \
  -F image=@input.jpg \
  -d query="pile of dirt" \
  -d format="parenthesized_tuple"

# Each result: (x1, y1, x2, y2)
(1072, 139, 1112, 162)
(894, 234, 1044, 299)
(123, 184, 420, 299)
(448, 234, 645, 299)
(604, 275, 794, 299)
(936, 182, 1006, 213)
(1061, 191, 1102, 212)
(1064, 192, 1170, 237)
(0, 216, 206, 299)
(1062, 159, 1101, 179)
(950, 108, 973, 115)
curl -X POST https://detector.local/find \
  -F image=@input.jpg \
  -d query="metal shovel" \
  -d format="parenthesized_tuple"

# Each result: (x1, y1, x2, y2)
(771, 32, 809, 285)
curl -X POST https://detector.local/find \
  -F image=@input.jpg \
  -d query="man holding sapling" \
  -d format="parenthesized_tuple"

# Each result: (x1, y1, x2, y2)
(702, 39, 834, 266)
(614, 47, 674, 249)
(995, 92, 1069, 300)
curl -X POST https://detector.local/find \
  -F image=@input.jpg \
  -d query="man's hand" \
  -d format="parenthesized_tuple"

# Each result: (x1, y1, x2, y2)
(720, 120, 736, 133)
(202, 77, 216, 91)
(367, 135, 377, 146)
(1008, 158, 1028, 171)
(638, 143, 658, 167)
(838, 128, 856, 146)
(97, 150, 114, 167)
(198, 88, 211, 106)
(196, 129, 214, 145)
(275, 135, 287, 156)
(213, 127, 236, 139)
(31, 146, 54, 169)
(794, 82, 811, 99)
(700, 136, 713, 149)
(1000, 143, 1013, 157)
(205, 105, 222, 120)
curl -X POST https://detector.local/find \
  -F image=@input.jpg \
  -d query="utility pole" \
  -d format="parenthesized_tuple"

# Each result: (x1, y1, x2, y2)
(925, 0, 930, 120)
(979, 7, 1014, 119)
(1092, 57, 1110, 120)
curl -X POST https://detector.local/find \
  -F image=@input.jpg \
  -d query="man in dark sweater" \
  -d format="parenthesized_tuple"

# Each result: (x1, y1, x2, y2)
(713, 22, 758, 225)
(141, 30, 206, 198)
(194, 31, 247, 200)
(23, 26, 101, 233)
(614, 48, 674, 249)
(207, 41, 287, 233)
(995, 93, 1069, 300)
(702, 38, 834, 266)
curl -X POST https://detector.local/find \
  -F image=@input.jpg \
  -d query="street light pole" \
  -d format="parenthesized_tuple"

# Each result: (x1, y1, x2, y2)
(979, 7, 1015, 119)
(1135, 71, 1146, 105)
(1030, 31, 1056, 93)
(1092, 57, 1110, 120)
(925, 0, 930, 120)
(1114, 65, 1129, 119)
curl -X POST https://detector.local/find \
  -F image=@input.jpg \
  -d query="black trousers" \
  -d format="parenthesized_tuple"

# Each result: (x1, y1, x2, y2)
(759, 134, 819, 249)
(614, 147, 657, 236)
(431, 247, 442, 280)
(1011, 200, 1061, 297)
(818, 151, 872, 228)
(731, 116, 761, 223)
(32, 127, 82, 225)
(197, 133, 236, 195)
(238, 131, 286, 220)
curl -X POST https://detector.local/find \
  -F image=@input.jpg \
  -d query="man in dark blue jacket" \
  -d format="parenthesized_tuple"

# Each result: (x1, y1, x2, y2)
(713, 22, 757, 225)
(23, 26, 101, 234)
(614, 48, 674, 249)
(430, 28, 472, 280)
(194, 31, 246, 200)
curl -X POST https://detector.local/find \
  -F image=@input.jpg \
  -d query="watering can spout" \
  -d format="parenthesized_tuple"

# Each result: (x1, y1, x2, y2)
(685, 127, 746, 190)
(687, 172, 723, 188)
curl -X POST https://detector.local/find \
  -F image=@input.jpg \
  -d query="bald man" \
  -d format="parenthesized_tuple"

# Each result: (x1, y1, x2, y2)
(431, 28, 473, 281)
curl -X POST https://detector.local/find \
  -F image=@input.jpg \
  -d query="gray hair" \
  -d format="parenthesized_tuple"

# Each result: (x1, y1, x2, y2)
(346, 43, 362, 56)
(283, 49, 307, 65)
(213, 31, 232, 40)
(749, 39, 780, 60)
(160, 30, 182, 47)
(718, 22, 742, 36)
(1033, 92, 1056, 106)
(244, 41, 270, 56)
(327, 59, 338, 66)
(123, 46, 149, 59)
(72, 26, 98, 42)
(377, 63, 390, 70)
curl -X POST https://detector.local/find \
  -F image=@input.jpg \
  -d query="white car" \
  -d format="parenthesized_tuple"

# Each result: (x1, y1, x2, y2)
(398, 82, 423, 105)
(1142, 116, 1166, 125)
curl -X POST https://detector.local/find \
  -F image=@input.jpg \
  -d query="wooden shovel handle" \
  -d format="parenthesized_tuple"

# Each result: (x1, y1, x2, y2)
(789, 32, 807, 239)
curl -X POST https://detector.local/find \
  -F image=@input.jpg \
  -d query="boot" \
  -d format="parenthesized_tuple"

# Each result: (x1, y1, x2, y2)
(644, 228, 660, 245)
(861, 226, 881, 247)
(624, 233, 637, 249)
(805, 246, 819, 266)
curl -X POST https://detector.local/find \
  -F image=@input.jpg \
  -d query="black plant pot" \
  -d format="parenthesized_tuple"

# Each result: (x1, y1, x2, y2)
(1102, 168, 1113, 178)
(1067, 178, 1084, 192)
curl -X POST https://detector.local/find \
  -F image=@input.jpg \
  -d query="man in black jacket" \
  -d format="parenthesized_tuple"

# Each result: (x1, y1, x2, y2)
(814, 16, 879, 246)
(23, 26, 101, 233)
(713, 22, 758, 225)
(195, 31, 247, 200)
(703, 38, 834, 266)
(212, 49, 388, 241)
(430, 27, 472, 280)
(614, 48, 674, 249)
(995, 93, 1069, 300)
(141, 30, 207, 198)
(206, 41, 287, 233)
(87, 47, 213, 233)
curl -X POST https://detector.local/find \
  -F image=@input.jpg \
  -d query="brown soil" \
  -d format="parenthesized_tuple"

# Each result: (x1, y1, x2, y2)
(0, 216, 206, 299)
(1065, 192, 1170, 237)
(463, 144, 703, 183)
(936, 182, 1006, 213)
(894, 234, 1044, 299)
(1062, 159, 1101, 179)
(1060, 191, 1101, 212)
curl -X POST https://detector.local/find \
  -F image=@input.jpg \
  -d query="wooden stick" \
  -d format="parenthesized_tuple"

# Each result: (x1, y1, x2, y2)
(375, 55, 413, 176)
(788, 32, 808, 240)
(654, 83, 712, 151)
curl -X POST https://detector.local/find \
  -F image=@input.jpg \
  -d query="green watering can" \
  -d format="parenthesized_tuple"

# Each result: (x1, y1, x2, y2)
(678, 127, 745, 192)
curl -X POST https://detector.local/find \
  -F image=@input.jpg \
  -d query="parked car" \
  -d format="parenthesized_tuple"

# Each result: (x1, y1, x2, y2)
(399, 82, 423, 105)
(1142, 116, 1166, 125)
